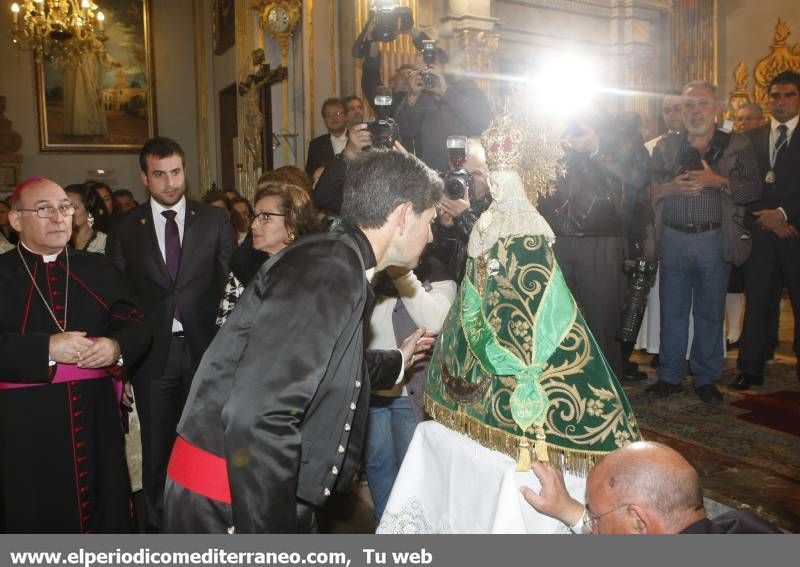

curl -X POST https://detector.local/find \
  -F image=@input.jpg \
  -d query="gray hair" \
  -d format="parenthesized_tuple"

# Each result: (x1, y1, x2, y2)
(736, 102, 764, 117)
(682, 81, 717, 97)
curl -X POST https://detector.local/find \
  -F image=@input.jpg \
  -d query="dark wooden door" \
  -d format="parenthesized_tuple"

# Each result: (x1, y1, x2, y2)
(218, 83, 238, 193)
(260, 84, 274, 171)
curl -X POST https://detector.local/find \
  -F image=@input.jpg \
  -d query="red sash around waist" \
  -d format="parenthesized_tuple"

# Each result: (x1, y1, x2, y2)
(167, 436, 232, 505)
(0, 364, 109, 391)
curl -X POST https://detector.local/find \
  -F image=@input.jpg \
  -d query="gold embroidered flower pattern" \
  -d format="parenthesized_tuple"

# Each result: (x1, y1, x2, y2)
(511, 319, 530, 337)
(586, 399, 604, 417)
(614, 430, 632, 447)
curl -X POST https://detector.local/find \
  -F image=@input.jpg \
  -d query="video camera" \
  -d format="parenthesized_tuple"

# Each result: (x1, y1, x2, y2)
(442, 136, 475, 200)
(366, 86, 400, 150)
(370, 0, 413, 43)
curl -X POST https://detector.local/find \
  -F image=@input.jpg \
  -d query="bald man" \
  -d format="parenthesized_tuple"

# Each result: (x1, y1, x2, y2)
(521, 441, 780, 534)
(0, 178, 151, 532)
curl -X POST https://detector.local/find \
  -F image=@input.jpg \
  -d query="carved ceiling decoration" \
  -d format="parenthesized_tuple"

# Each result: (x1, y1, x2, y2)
(728, 18, 800, 116)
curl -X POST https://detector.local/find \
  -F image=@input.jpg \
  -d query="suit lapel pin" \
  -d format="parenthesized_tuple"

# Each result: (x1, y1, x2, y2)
(139, 217, 147, 225)
(190, 210, 197, 216)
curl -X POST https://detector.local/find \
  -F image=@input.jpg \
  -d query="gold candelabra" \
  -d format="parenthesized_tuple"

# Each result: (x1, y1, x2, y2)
(9, 0, 107, 65)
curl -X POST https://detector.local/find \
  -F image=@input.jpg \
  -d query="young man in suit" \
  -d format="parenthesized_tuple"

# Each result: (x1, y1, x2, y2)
(304, 98, 348, 176)
(735, 71, 800, 390)
(106, 137, 234, 531)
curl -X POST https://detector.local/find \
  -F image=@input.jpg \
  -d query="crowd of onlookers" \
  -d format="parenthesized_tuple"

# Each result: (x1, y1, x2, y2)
(2, 15, 797, 532)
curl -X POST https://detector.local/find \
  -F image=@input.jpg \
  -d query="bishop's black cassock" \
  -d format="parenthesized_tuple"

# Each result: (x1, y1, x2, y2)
(0, 246, 151, 533)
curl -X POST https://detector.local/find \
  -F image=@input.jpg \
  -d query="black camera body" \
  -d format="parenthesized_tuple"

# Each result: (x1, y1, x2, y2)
(371, 2, 413, 43)
(443, 169, 475, 200)
(421, 39, 439, 91)
(367, 118, 400, 150)
(616, 257, 659, 343)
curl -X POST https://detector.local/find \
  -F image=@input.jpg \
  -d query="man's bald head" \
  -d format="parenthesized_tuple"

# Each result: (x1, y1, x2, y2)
(586, 441, 705, 533)
(8, 178, 73, 255)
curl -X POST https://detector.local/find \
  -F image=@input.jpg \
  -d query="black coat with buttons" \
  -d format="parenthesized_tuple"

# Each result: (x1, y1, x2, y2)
(163, 226, 402, 533)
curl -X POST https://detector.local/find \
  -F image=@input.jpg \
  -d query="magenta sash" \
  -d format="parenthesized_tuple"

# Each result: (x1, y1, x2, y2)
(0, 364, 110, 390)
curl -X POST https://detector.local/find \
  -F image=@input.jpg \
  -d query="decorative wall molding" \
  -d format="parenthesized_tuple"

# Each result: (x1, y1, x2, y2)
(193, 1, 211, 195)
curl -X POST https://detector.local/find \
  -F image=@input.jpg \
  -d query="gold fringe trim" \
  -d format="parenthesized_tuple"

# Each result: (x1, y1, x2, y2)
(515, 437, 531, 471)
(425, 397, 607, 478)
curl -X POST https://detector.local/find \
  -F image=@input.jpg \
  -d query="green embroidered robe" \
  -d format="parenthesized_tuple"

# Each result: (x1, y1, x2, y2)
(426, 234, 641, 474)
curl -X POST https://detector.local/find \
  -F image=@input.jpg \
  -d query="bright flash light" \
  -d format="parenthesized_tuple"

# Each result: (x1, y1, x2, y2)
(528, 54, 600, 117)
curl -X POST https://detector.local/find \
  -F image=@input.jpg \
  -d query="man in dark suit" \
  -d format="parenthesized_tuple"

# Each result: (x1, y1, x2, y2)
(304, 98, 348, 176)
(107, 137, 233, 531)
(735, 71, 800, 390)
(161, 150, 440, 533)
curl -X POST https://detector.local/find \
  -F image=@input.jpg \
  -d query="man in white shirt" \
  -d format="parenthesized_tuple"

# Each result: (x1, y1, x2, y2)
(107, 136, 233, 531)
(305, 98, 348, 175)
(736, 71, 800, 390)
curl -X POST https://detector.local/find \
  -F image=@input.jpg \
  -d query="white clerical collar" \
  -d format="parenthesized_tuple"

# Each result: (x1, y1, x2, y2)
(366, 268, 376, 283)
(21, 241, 61, 263)
(150, 195, 187, 218)
(771, 115, 799, 139)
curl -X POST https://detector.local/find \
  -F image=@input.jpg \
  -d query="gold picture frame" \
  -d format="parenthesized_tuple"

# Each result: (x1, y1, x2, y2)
(34, 0, 157, 153)
(213, 0, 236, 55)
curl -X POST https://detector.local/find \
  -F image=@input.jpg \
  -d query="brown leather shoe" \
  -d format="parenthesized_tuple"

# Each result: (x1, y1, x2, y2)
(644, 380, 683, 398)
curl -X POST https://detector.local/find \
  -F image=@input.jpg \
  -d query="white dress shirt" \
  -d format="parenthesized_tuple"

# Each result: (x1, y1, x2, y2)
(150, 196, 186, 332)
(769, 115, 798, 221)
(770, 114, 799, 166)
(331, 132, 348, 156)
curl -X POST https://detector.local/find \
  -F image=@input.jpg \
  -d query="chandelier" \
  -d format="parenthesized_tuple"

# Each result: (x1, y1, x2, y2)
(10, 0, 107, 65)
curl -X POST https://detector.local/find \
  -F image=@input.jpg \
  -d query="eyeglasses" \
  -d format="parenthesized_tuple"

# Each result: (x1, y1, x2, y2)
(252, 211, 286, 225)
(16, 203, 76, 218)
(324, 111, 345, 118)
(585, 503, 631, 533)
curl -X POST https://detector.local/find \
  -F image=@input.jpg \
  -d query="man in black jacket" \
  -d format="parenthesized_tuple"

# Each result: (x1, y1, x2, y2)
(394, 47, 492, 172)
(305, 98, 348, 176)
(431, 137, 492, 282)
(106, 137, 233, 532)
(735, 71, 800, 390)
(538, 113, 651, 378)
(162, 150, 441, 533)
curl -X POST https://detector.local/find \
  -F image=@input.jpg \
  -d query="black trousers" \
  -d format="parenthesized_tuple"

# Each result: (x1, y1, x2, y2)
(740, 229, 800, 376)
(139, 335, 196, 532)
(553, 235, 625, 377)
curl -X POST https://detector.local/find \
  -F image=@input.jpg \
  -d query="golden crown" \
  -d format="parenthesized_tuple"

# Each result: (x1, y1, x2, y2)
(481, 113, 525, 172)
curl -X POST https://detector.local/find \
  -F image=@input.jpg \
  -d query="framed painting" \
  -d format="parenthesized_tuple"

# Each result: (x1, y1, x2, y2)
(213, 0, 236, 55)
(35, 0, 156, 153)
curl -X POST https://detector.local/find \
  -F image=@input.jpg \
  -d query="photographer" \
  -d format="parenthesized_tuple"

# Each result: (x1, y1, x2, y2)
(430, 137, 492, 282)
(312, 122, 373, 215)
(538, 111, 651, 379)
(394, 45, 493, 172)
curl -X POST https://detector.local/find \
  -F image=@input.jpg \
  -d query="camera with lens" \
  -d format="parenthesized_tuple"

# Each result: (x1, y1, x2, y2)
(370, 0, 413, 43)
(366, 86, 400, 150)
(442, 136, 475, 200)
(420, 39, 439, 91)
(616, 257, 659, 344)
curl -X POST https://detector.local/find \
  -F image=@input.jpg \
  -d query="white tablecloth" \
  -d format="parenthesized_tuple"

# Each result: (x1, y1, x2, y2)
(376, 421, 586, 534)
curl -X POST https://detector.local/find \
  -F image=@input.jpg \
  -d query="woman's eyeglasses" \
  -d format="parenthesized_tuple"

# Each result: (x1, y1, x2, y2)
(252, 211, 287, 225)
